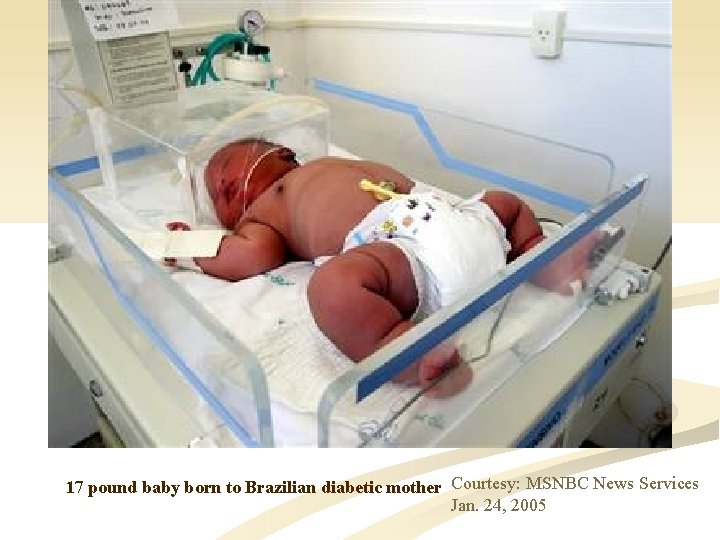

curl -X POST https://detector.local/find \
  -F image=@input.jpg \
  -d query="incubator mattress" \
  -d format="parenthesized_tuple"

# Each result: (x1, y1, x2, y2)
(79, 149, 586, 447)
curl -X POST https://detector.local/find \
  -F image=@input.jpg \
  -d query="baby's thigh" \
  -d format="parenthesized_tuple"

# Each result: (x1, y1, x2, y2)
(308, 242, 418, 318)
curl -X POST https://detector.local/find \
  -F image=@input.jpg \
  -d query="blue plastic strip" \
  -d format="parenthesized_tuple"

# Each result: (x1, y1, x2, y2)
(50, 176, 260, 447)
(313, 78, 591, 213)
(54, 145, 150, 178)
(517, 290, 659, 447)
(54, 156, 100, 177)
(356, 179, 645, 402)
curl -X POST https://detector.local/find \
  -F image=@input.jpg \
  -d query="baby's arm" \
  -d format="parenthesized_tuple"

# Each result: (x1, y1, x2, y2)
(194, 221, 286, 281)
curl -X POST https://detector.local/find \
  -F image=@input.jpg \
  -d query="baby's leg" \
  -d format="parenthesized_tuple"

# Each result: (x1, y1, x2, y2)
(307, 242, 471, 397)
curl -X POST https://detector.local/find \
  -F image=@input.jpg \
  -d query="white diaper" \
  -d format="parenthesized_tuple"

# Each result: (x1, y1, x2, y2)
(343, 191, 511, 318)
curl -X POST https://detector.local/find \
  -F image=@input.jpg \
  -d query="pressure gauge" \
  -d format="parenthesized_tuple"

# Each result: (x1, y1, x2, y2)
(239, 9, 266, 37)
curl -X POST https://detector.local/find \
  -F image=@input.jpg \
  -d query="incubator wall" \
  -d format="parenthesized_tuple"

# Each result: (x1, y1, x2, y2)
(87, 82, 329, 226)
(307, 79, 645, 446)
(50, 80, 648, 447)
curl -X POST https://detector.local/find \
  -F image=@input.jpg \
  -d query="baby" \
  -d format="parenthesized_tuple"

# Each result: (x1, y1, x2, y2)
(180, 138, 596, 397)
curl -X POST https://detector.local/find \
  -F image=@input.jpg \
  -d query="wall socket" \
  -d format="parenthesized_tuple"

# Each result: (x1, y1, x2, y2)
(531, 10, 567, 58)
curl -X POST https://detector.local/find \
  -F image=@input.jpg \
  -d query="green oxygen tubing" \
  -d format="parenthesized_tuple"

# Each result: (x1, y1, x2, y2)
(190, 31, 277, 90)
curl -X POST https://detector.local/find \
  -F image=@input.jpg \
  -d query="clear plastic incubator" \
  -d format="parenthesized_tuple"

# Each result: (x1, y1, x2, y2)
(48, 80, 659, 448)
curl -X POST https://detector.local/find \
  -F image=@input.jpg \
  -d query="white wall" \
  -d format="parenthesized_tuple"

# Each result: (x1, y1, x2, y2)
(48, 1, 672, 446)
(300, 0, 671, 34)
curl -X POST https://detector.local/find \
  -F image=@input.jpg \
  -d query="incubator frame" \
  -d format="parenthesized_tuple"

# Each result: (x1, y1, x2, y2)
(49, 80, 654, 447)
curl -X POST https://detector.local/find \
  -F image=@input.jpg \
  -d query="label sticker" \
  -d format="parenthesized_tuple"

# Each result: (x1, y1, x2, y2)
(78, 1, 179, 40)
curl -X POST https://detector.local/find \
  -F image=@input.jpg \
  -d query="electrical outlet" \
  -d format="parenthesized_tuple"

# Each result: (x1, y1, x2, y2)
(531, 10, 567, 58)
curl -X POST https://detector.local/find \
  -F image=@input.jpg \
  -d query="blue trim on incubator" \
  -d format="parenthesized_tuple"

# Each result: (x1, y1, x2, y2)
(356, 178, 646, 402)
(313, 78, 591, 214)
(53, 145, 149, 178)
(49, 176, 261, 448)
(517, 289, 659, 448)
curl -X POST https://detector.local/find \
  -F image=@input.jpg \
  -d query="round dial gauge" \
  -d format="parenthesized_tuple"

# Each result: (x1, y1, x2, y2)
(239, 9, 266, 37)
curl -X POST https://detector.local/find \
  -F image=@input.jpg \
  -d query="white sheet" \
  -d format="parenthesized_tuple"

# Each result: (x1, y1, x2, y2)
(80, 150, 586, 447)
(170, 263, 583, 447)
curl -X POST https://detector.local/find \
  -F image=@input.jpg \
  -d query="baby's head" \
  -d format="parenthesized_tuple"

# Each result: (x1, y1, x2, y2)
(204, 138, 299, 228)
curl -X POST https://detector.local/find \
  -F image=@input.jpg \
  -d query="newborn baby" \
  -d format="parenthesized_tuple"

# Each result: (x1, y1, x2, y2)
(184, 138, 596, 397)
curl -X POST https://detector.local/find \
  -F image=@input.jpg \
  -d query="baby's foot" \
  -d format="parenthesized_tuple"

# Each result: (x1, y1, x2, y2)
(392, 342, 472, 398)
(533, 230, 603, 295)
(418, 343, 473, 398)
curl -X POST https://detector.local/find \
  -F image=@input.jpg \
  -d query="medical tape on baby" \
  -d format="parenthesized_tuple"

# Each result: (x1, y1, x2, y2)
(123, 229, 227, 259)
(171, 257, 202, 273)
(241, 146, 283, 212)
